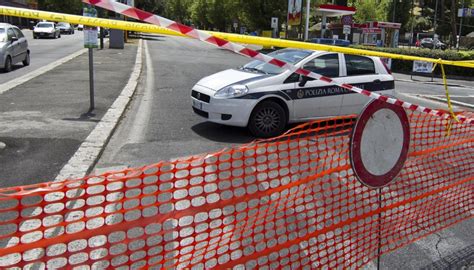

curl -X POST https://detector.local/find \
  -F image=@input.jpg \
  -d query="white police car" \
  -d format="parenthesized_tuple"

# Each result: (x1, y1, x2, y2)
(191, 49, 394, 137)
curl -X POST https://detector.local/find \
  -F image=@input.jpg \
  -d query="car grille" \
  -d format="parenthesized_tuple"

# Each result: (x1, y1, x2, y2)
(193, 107, 209, 118)
(191, 90, 210, 103)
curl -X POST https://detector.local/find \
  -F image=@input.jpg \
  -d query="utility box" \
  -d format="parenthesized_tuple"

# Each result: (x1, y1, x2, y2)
(109, 29, 124, 49)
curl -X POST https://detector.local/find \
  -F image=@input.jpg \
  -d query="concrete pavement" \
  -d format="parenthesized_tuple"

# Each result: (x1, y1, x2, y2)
(0, 40, 140, 187)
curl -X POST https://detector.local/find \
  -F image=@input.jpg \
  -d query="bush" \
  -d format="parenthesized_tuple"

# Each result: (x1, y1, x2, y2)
(350, 45, 474, 78)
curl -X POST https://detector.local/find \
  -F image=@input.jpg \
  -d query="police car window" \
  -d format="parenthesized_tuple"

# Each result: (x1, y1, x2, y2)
(13, 28, 24, 38)
(303, 54, 339, 78)
(345, 55, 375, 76)
(242, 50, 312, 75)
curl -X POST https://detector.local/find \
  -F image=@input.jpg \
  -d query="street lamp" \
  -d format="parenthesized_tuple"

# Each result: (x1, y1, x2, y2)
(304, 0, 310, 40)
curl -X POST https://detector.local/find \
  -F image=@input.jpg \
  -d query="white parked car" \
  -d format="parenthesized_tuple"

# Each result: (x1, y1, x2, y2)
(191, 49, 394, 137)
(33, 22, 60, 39)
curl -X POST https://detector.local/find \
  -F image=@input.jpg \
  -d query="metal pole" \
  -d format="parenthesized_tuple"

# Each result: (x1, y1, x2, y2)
(409, 0, 415, 48)
(392, 0, 397, 22)
(433, 0, 439, 32)
(88, 48, 95, 112)
(304, 0, 311, 40)
(286, 0, 290, 39)
(377, 188, 383, 270)
(457, 0, 465, 50)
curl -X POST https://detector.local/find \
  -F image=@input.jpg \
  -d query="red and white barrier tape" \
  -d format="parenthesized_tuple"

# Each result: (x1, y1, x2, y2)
(84, 0, 474, 125)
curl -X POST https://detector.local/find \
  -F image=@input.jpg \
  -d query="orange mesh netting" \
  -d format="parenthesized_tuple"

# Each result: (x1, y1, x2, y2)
(0, 110, 472, 269)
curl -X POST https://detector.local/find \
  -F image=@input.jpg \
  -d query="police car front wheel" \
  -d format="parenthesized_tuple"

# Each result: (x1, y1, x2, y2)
(249, 101, 287, 138)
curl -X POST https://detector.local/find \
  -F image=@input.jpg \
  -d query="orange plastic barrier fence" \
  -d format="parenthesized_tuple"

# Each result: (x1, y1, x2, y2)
(0, 111, 472, 269)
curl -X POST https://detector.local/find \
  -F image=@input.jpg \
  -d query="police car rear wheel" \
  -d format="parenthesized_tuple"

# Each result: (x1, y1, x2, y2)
(249, 101, 287, 138)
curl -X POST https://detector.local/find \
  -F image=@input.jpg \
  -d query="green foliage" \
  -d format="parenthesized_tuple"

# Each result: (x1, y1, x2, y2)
(38, 0, 83, 15)
(351, 45, 474, 77)
(135, 0, 165, 15)
(239, 0, 287, 31)
(190, 0, 210, 29)
(352, 0, 389, 23)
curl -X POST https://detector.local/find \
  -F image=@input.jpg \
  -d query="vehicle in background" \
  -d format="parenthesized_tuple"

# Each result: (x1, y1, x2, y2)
(0, 23, 30, 72)
(77, 24, 84, 31)
(420, 38, 447, 50)
(33, 22, 60, 39)
(56, 22, 74, 35)
(191, 49, 395, 137)
(97, 27, 109, 37)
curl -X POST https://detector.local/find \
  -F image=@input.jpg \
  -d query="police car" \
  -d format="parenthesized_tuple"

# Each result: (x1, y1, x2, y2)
(191, 49, 394, 137)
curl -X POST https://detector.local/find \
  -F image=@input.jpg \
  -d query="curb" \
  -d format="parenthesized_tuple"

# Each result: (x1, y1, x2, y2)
(395, 78, 466, 88)
(54, 40, 144, 182)
(422, 95, 474, 109)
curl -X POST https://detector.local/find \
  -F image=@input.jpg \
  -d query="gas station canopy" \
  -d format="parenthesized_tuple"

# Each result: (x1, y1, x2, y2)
(316, 4, 356, 17)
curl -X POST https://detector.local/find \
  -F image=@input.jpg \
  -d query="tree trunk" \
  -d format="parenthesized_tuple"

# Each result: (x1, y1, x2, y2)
(450, 0, 457, 46)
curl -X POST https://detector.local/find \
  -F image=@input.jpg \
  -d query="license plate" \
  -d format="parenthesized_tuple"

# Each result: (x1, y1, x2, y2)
(192, 100, 202, 110)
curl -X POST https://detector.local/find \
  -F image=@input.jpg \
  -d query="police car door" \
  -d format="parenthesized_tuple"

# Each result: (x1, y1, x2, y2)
(294, 53, 343, 119)
(340, 55, 385, 115)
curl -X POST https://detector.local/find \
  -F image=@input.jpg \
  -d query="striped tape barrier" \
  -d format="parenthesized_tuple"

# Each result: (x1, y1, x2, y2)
(83, 0, 474, 126)
(0, 5, 473, 69)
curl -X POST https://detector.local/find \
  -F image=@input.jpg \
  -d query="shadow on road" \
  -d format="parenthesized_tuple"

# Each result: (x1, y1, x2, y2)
(191, 122, 255, 144)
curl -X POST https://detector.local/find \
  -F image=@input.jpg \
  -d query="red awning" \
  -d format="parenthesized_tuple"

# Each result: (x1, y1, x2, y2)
(316, 4, 356, 17)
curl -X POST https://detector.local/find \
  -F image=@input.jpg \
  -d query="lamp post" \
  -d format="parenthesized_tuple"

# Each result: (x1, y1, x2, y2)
(392, 0, 397, 22)
(457, 0, 465, 50)
(304, 0, 311, 40)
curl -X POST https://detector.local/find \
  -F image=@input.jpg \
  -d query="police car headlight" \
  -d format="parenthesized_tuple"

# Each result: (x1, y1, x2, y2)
(214, 85, 249, 98)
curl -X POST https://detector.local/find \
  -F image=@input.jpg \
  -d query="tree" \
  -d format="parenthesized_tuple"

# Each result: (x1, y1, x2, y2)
(352, 0, 389, 23)
(164, 0, 190, 24)
(135, 0, 165, 14)
(240, 0, 287, 32)
(38, 0, 83, 15)
(208, 0, 227, 31)
(190, 0, 210, 29)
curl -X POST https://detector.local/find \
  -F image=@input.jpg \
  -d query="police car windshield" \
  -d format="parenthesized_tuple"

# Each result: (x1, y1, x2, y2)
(242, 50, 312, 75)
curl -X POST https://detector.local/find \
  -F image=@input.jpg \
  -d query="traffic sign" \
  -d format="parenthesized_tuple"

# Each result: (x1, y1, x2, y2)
(350, 99, 410, 188)
(458, 8, 474, 17)
(271, 17, 278, 29)
(83, 6, 98, 48)
(343, 25, 351, 35)
(341, 15, 353, 25)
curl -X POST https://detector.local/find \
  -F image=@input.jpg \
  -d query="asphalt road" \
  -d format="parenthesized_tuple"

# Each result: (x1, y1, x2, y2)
(0, 29, 84, 84)
(95, 35, 474, 171)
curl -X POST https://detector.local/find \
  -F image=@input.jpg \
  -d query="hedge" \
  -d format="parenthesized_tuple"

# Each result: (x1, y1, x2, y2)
(351, 45, 474, 78)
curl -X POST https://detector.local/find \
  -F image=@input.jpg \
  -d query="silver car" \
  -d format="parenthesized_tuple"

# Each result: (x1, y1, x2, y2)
(0, 23, 30, 72)
(33, 22, 60, 39)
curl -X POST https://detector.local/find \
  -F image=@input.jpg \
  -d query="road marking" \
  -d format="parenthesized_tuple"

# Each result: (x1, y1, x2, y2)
(0, 48, 87, 95)
(54, 39, 143, 181)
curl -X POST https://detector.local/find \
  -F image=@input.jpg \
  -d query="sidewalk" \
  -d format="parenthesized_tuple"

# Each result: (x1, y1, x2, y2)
(394, 72, 474, 88)
(0, 42, 140, 187)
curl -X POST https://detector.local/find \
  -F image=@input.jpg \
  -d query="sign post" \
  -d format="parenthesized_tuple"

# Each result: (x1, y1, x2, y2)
(271, 17, 278, 38)
(350, 99, 410, 270)
(83, 5, 98, 113)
